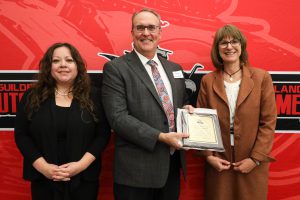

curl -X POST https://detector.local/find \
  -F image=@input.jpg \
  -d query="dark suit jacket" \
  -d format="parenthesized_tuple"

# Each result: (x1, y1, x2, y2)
(14, 87, 110, 185)
(102, 51, 188, 188)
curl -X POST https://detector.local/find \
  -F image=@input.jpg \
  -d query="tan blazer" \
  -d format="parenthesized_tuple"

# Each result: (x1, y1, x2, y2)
(197, 66, 277, 200)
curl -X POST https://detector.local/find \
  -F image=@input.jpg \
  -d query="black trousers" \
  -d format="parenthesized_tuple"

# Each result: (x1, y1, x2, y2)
(31, 179, 99, 200)
(114, 151, 181, 200)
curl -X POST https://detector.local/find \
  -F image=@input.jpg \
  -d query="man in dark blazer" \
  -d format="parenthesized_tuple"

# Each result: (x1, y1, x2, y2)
(102, 8, 190, 200)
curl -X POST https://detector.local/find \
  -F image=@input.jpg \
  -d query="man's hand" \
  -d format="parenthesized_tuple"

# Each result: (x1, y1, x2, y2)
(158, 132, 189, 149)
(183, 105, 194, 113)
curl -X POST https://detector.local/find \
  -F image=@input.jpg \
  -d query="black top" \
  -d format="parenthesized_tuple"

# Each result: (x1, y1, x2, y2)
(55, 105, 70, 165)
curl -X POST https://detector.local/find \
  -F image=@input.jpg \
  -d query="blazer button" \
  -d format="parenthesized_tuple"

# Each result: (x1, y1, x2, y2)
(234, 134, 241, 140)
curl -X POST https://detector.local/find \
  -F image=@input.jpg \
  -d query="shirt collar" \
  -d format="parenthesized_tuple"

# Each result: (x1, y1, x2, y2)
(134, 49, 159, 66)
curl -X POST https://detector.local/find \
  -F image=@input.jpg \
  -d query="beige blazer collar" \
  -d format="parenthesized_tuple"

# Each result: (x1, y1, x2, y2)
(212, 67, 254, 108)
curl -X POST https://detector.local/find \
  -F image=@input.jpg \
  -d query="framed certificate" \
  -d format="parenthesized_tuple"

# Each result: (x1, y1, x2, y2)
(177, 108, 224, 152)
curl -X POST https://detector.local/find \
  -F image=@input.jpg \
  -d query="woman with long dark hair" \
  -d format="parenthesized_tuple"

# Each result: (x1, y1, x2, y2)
(15, 42, 110, 200)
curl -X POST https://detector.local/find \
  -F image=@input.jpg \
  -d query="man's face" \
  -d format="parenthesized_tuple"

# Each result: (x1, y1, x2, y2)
(131, 11, 161, 59)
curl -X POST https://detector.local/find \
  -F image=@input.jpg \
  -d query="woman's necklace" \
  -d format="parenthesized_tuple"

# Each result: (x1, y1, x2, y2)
(223, 68, 241, 81)
(55, 88, 71, 96)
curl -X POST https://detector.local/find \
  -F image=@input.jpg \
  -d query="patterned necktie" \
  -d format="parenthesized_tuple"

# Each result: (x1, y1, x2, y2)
(147, 60, 175, 132)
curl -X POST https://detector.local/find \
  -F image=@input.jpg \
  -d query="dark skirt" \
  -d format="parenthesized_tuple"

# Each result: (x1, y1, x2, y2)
(31, 178, 99, 200)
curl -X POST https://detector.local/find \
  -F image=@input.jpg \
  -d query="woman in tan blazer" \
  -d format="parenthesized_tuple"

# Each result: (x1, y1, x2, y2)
(197, 24, 277, 200)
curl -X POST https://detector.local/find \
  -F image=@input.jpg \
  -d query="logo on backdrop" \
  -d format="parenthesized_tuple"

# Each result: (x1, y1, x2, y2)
(0, 52, 299, 131)
(272, 77, 300, 132)
(0, 83, 31, 115)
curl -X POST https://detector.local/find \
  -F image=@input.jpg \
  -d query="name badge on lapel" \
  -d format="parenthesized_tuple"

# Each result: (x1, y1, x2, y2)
(173, 70, 184, 78)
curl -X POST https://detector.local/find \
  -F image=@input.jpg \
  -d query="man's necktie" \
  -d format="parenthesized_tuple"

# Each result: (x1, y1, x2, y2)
(147, 60, 175, 132)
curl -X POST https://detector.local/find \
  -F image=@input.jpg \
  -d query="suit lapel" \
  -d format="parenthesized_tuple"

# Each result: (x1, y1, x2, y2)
(212, 70, 228, 105)
(126, 51, 164, 108)
(236, 67, 254, 108)
(211, 68, 254, 108)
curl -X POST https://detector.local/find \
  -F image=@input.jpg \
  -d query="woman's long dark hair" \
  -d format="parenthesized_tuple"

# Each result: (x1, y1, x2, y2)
(25, 42, 96, 121)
